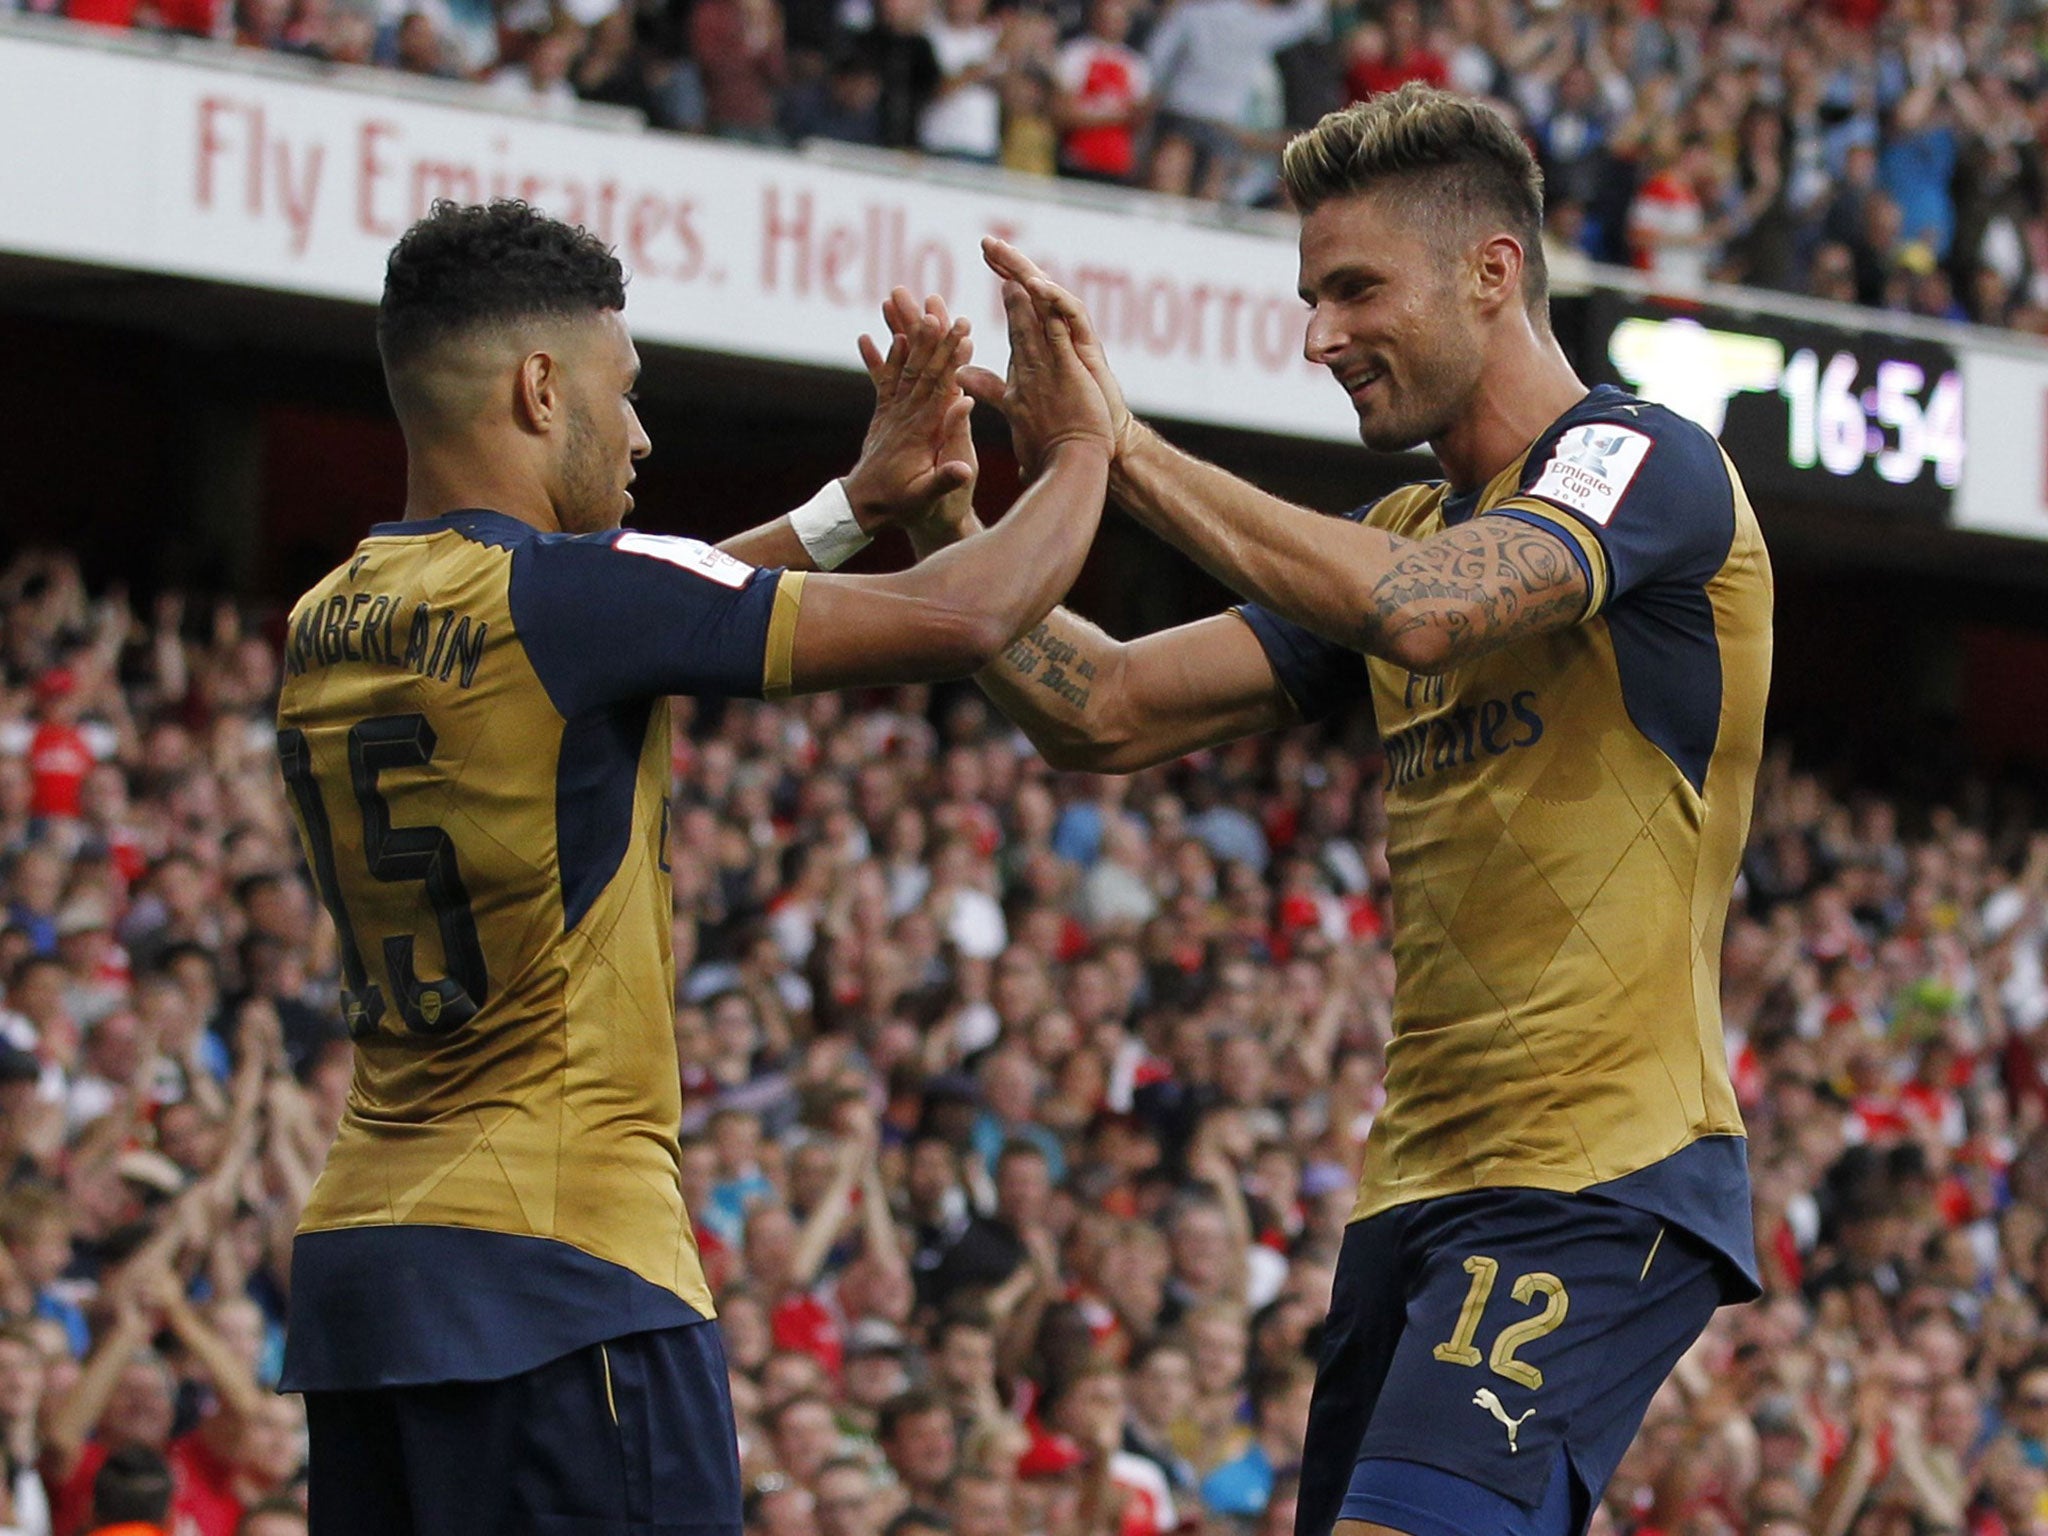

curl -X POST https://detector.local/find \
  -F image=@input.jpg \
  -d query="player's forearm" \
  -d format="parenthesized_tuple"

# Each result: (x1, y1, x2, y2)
(894, 441, 1111, 664)
(1115, 427, 1593, 672)
(164, 1299, 267, 1421)
(976, 610, 1134, 771)
(1110, 423, 1409, 654)
(908, 507, 1174, 770)
(719, 477, 897, 571)
(45, 1313, 151, 1460)
(718, 516, 815, 570)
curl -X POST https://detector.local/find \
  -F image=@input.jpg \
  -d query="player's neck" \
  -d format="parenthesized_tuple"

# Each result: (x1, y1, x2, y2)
(1431, 325, 1587, 496)
(401, 447, 564, 533)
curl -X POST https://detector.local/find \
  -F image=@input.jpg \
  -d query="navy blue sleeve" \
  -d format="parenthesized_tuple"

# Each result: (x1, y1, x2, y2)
(1509, 406, 1735, 610)
(1232, 500, 1375, 722)
(508, 530, 784, 717)
(1235, 604, 1371, 722)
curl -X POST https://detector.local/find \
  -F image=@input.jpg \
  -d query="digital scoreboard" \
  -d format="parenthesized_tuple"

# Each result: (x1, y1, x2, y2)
(1581, 296, 1964, 520)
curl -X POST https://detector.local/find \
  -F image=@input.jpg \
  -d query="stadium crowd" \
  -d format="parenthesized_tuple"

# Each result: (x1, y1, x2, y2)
(9, 0, 2048, 336)
(0, 535, 2041, 1536)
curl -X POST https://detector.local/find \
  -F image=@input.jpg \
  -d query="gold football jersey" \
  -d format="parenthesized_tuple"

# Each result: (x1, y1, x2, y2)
(1239, 386, 1771, 1283)
(275, 509, 805, 1389)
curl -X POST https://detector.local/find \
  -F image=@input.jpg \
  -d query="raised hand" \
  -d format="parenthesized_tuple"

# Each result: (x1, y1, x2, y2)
(971, 237, 1135, 455)
(878, 289, 981, 548)
(844, 287, 977, 529)
(959, 277, 1114, 479)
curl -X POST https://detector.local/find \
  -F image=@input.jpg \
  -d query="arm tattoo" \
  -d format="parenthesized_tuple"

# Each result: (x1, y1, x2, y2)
(996, 622, 1098, 712)
(1367, 518, 1588, 661)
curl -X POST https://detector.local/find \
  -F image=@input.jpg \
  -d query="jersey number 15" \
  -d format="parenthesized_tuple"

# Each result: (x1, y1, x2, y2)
(277, 715, 490, 1041)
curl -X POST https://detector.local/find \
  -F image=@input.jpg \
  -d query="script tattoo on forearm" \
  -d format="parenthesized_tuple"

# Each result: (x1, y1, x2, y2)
(996, 622, 1097, 711)
(1367, 518, 1587, 660)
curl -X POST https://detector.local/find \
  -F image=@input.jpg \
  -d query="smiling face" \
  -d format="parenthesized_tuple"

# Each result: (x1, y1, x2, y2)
(1298, 189, 1490, 455)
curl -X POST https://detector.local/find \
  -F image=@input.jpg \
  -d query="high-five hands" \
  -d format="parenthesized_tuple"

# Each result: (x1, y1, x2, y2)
(871, 289, 980, 546)
(957, 268, 1116, 479)
(842, 287, 978, 528)
(966, 237, 1137, 459)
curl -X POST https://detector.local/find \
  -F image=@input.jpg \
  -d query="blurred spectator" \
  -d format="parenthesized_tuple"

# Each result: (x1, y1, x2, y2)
(1051, 0, 1148, 183)
(1341, 0, 1444, 101)
(490, 18, 587, 112)
(1144, 0, 1326, 200)
(999, 61, 1059, 176)
(41, 0, 2048, 340)
(851, 0, 942, 150)
(83, 1444, 170, 1536)
(385, 10, 455, 76)
(917, 0, 1001, 161)
(784, 53, 884, 144)
(1629, 136, 1722, 289)
(694, 0, 789, 141)
(3, 493, 2048, 1536)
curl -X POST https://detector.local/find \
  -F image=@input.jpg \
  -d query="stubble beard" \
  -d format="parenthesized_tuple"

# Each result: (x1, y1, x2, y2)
(1353, 296, 1483, 457)
(559, 402, 621, 534)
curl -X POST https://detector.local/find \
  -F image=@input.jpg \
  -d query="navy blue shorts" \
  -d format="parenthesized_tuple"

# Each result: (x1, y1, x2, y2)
(304, 1322, 742, 1536)
(1295, 1189, 1727, 1536)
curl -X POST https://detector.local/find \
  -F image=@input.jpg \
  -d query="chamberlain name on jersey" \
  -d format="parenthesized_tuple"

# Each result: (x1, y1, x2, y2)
(1239, 386, 1773, 1294)
(274, 509, 807, 1392)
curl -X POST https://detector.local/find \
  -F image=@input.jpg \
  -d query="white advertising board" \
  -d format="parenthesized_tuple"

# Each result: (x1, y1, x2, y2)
(0, 29, 1361, 444)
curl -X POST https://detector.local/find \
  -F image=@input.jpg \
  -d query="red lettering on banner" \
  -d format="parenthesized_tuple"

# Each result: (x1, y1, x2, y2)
(760, 186, 950, 303)
(762, 186, 811, 292)
(627, 194, 667, 279)
(196, 96, 232, 209)
(1216, 288, 1246, 363)
(590, 181, 621, 245)
(279, 135, 324, 254)
(821, 223, 857, 303)
(1140, 278, 1178, 353)
(300, 120, 708, 284)
(671, 201, 704, 280)
(358, 119, 398, 238)
(1252, 297, 1293, 369)
(979, 226, 1314, 377)
(1184, 285, 1212, 358)
(245, 104, 265, 214)
(189, 95, 324, 254)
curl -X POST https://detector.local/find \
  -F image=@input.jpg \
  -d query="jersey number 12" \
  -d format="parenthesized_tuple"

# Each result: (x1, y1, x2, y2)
(277, 714, 489, 1040)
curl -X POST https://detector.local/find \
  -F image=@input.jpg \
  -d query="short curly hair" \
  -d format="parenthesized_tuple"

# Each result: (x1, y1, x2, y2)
(377, 199, 627, 372)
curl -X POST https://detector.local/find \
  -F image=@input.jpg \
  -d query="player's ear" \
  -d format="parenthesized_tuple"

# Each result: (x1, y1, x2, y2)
(515, 351, 559, 434)
(1472, 233, 1523, 317)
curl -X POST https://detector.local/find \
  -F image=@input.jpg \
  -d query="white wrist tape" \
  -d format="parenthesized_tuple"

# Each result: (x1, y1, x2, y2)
(789, 480, 872, 571)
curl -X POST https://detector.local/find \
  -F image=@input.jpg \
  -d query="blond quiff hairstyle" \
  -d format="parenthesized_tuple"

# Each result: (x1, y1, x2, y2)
(1281, 83, 1550, 318)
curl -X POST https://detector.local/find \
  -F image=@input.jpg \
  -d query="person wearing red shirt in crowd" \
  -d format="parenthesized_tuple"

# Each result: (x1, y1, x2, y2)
(46, 1270, 272, 1536)
(1629, 136, 1722, 288)
(741, 1113, 908, 1380)
(1035, 1361, 1178, 1536)
(1054, 0, 1152, 183)
(27, 671, 109, 825)
(1343, 0, 1447, 102)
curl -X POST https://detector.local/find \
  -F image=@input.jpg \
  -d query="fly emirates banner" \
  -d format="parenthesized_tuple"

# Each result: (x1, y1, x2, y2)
(0, 27, 1360, 443)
